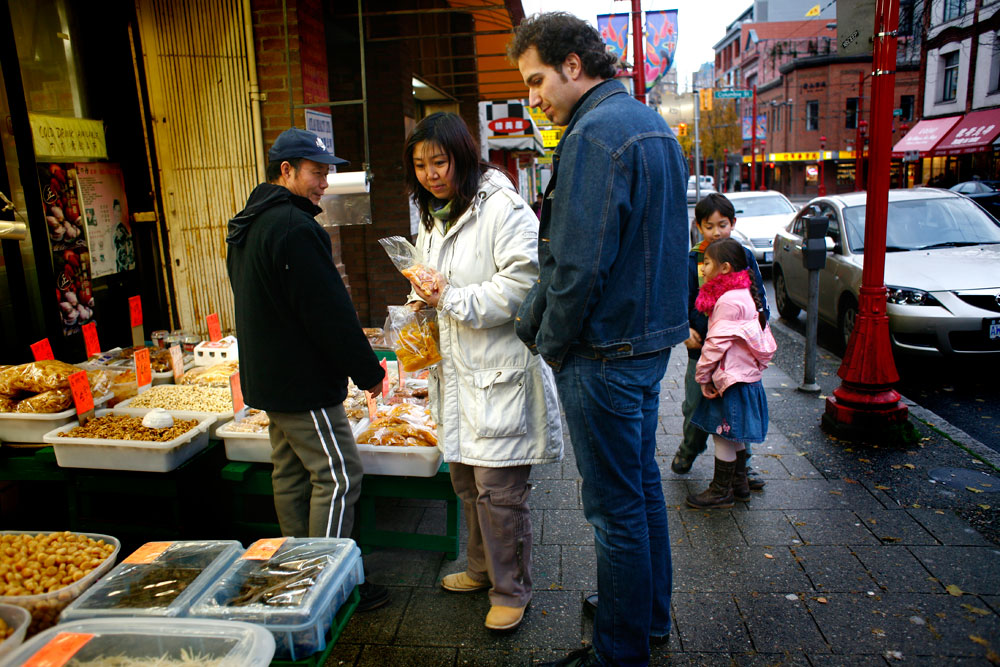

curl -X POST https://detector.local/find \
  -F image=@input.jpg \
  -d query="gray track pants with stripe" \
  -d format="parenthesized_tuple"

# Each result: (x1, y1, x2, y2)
(267, 404, 363, 538)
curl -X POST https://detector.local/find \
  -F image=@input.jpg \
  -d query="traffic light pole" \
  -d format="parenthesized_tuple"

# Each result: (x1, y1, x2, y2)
(632, 0, 645, 104)
(693, 88, 702, 202)
(750, 84, 757, 191)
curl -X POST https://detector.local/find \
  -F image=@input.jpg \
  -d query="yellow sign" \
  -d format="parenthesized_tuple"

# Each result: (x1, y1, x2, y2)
(527, 106, 549, 125)
(805, 4, 820, 17)
(29, 113, 107, 160)
(541, 128, 564, 149)
(536, 155, 553, 165)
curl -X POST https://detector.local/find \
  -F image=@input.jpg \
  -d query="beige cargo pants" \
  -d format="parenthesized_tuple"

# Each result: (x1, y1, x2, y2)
(267, 404, 363, 538)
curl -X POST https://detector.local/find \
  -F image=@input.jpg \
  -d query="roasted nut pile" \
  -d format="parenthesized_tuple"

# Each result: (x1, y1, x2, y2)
(0, 615, 12, 640)
(58, 415, 198, 442)
(226, 409, 269, 433)
(1, 531, 115, 634)
(125, 385, 233, 413)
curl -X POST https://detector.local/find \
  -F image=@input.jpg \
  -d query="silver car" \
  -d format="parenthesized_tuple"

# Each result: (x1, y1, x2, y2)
(726, 190, 798, 265)
(772, 188, 1000, 356)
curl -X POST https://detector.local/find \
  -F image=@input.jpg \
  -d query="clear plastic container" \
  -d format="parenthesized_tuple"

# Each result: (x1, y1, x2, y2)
(0, 603, 31, 661)
(2, 617, 275, 666)
(0, 531, 120, 637)
(61, 541, 243, 622)
(0, 393, 111, 445)
(356, 442, 442, 477)
(43, 409, 216, 473)
(187, 538, 362, 661)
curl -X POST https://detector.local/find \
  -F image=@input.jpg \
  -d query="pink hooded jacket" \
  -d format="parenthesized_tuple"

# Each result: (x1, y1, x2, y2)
(695, 272, 777, 394)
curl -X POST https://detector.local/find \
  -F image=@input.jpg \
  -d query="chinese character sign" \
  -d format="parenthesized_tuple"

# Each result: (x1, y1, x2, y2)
(75, 162, 134, 278)
(597, 14, 630, 62)
(644, 10, 678, 93)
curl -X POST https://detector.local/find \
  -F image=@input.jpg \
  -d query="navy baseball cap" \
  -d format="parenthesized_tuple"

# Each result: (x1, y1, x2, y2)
(268, 127, 349, 166)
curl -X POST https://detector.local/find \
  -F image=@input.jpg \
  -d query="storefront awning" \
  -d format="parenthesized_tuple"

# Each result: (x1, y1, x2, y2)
(479, 100, 545, 155)
(931, 108, 1000, 155)
(448, 0, 528, 101)
(891, 116, 962, 158)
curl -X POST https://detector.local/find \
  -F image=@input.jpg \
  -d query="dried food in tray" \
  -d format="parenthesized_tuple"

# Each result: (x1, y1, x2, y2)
(187, 538, 362, 661)
(0, 531, 119, 636)
(0, 392, 112, 445)
(357, 403, 437, 447)
(121, 385, 233, 414)
(56, 414, 199, 442)
(178, 361, 239, 388)
(0, 603, 30, 660)
(2, 617, 275, 666)
(61, 541, 242, 620)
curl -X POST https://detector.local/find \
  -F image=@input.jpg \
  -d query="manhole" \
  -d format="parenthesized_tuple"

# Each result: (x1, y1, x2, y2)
(928, 467, 1000, 493)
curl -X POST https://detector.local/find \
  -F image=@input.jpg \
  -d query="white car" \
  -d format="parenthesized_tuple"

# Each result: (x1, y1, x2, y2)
(686, 175, 716, 205)
(772, 188, 1000, 355)
(726, 190, 798, 265)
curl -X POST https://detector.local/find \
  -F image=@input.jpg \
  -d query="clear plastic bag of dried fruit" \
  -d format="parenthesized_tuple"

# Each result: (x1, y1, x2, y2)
(377, 235, 438, 294)
(14, 389, 73, 413)
(384, 305, 442, 372)
(0, 360, 89, 395)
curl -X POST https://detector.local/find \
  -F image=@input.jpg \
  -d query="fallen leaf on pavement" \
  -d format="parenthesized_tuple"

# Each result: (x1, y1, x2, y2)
(967, 487, 985, 494)
(970, 635, 991, 647)
(872, 628, 886, 637)
(892, 465, 903, 469)
(946, 584, 965, 597)
(961, 603, 991, 616)
(829, 490, 842, 495)
(875, 485, 891, 490)
(882, 536, 901, 543)
(903, 464, 916, 469)
(859, 458, 872, 463)
(844, 478, 858, 484)
(979, 505, 991, 510)
(816, 597, 828, 604)
(764, 553, 774, 559)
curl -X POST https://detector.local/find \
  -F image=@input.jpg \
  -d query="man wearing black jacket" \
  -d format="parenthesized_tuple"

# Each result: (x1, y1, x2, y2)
(226, 127, 386, 609)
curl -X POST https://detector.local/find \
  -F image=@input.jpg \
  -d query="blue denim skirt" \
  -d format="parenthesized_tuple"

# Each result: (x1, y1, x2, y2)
(690, 380, 768, 444)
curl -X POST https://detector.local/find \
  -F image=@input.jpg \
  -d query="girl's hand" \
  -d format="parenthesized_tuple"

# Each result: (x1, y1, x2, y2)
(701, 382, 720, 399)
(411, 269, 448, 307)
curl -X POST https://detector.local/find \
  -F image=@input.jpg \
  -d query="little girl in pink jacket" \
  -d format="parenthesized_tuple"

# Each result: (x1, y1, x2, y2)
(687, 238, 777, 509)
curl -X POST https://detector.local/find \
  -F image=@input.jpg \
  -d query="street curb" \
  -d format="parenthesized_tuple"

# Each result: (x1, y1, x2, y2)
(770, 318, 1000, 470)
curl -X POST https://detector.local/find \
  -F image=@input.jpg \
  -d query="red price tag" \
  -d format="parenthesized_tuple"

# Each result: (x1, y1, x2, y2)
(380, 359, 389, 398)
(82, 322, 101, 358)
(23, 632, 95, 667)
(68, 370, 94, 416)
(128, 295, 143, 327)
(30, 338, 54, 361)
(169, 344, 184, 382)
(206, 312, 222, 342)
(230, 370, 245, 415)
(365, 391, 376, 420)
(134, 347, 152, 390)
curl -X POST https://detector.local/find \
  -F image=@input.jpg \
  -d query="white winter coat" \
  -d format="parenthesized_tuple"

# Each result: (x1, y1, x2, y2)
(413, 170, 564, 467)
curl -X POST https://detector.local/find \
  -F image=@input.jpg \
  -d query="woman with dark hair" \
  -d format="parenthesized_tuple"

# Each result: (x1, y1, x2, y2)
(401, 112, 564, 632)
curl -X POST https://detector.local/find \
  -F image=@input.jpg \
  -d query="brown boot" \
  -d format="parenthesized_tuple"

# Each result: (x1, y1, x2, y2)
(733, 450, 751, 502)
(686, 458, 736, 509)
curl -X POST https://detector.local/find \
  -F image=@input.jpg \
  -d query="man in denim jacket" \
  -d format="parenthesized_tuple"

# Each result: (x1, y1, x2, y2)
(510, 13, 689, 667)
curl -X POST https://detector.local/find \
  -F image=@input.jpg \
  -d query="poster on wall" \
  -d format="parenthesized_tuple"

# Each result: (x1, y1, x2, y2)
(37, 163, 95, 336)
(75, 162, 135, 277)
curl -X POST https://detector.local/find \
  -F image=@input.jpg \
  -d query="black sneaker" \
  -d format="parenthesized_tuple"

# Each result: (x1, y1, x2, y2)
(356, 581, 389, 612)
(539, 646, 604, 667)
(671, 452, 696, 474)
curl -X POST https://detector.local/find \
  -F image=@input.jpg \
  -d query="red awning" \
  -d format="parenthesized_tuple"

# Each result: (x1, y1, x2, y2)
(890, 116, 962, 158)
(931, 108, 1000, 155)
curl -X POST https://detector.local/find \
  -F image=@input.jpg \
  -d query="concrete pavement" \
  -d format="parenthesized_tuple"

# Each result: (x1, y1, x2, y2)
(329, 321, 1000, 665)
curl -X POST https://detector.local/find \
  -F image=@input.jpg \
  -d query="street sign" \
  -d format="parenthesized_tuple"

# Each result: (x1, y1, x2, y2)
(714, 89, 753, 99)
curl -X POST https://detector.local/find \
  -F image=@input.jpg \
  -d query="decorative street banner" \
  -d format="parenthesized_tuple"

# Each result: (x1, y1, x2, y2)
(644, 10, 678, 93)
(29, 113, 107, 161)
(75, 162, 135, 278)
(742, 114, 767, 141)
(597, 14, 630, 62)
(37, 163, 96, 336)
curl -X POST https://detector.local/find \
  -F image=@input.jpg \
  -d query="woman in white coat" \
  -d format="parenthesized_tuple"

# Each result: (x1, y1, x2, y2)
(402, 112, 563, 632)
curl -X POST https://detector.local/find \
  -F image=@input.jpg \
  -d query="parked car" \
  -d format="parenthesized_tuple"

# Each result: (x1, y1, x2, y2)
(772, 188, 1000, 355)
(724, 190, 798, 265)
(949, 181, 1000, 221)
(686, 175, 716, 205)
(950, 180, 996, 194)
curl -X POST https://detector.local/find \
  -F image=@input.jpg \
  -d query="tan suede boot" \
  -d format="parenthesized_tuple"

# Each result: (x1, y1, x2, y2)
(441, 572, 490, 592)
(485, 604, 527, 631)
(733, 450, 751, 502)
(686, 458, 736, 509)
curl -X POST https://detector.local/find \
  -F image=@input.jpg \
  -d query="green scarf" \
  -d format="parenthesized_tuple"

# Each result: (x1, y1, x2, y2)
(430, 200, 453, 233)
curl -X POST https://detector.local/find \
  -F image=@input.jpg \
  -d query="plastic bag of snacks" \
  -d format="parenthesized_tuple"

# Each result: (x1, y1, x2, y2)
(384, 306, 442, 372)
(378, 235, 438, 294)
(179, 361, 239, 387)
(0, 360, 81, 395)
(14, 389, 73, 414)
(357, 403, 437, 447)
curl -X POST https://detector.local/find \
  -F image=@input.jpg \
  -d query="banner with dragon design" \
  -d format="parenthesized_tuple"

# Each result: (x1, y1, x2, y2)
(597, 14, 630, 63)
(644, 9, 678, 93)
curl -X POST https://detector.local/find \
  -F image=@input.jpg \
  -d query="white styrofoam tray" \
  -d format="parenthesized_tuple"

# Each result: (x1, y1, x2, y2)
(116, 397, 232, 440)
(0, 392, 111, 445)
(217, 417, 369, 463)
(42, 409, 216, 473)
(0, 530, 120, 637)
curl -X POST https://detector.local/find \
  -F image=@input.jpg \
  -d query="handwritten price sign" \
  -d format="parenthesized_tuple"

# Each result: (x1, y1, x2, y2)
(230, 370, 245, 416)
(169, 344, 184, 382)
(68, 370, 95, 424)
(82, 322, 101, 358)
(134, 347, 152, 392)
(206, 313, 222, 342)
(129, 296, 144, 347)
(30, 338, 54, 361)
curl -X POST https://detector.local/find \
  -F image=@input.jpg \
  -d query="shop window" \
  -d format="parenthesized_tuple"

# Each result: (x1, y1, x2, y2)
(806, 100, 819, 131)
(940, 51, 960, 102)
(900, 95, 914, 121)
(990, 33, 1000, 93)
(845, 98, 858, 129)
(942, 0, 964, 22)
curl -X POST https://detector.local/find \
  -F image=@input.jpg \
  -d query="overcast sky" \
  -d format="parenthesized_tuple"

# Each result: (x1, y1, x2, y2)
(519, 0, 754, 92)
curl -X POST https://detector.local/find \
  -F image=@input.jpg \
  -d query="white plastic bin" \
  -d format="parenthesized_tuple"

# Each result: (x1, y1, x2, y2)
(218, 417, 369, 463)
(0, 530, 120, 637)
(0, 604, 31, 661)
(2, 617, 275, 666)
(356, 443, 441, 477)
(43, 410, 215, 472)
(187, 537, 362, 661)
(61, 540, 243, 622)
(117, 394, 232, 440)
(0, 393, 111, 445)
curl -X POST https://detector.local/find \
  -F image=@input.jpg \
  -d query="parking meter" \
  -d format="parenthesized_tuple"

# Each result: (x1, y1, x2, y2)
(802, 215, 829, 271)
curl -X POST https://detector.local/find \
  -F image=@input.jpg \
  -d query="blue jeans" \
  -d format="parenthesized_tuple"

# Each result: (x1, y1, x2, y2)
(555, 350, 672, 667)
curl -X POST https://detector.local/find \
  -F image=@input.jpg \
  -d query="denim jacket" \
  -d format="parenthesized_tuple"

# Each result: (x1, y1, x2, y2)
(515, 79, 690, 370)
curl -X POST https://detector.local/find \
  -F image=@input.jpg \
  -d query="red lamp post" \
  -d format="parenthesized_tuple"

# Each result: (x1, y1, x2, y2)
(824, 0, 915, 443)
(818, 135, 827, 196)
(758, 139, 767, 190)
(855, 119, 868, 190)
(631, 0, 645, 104)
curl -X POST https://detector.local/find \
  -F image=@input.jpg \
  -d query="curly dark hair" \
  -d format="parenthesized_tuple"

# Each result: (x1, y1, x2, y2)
(507, 12, 618, 80)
